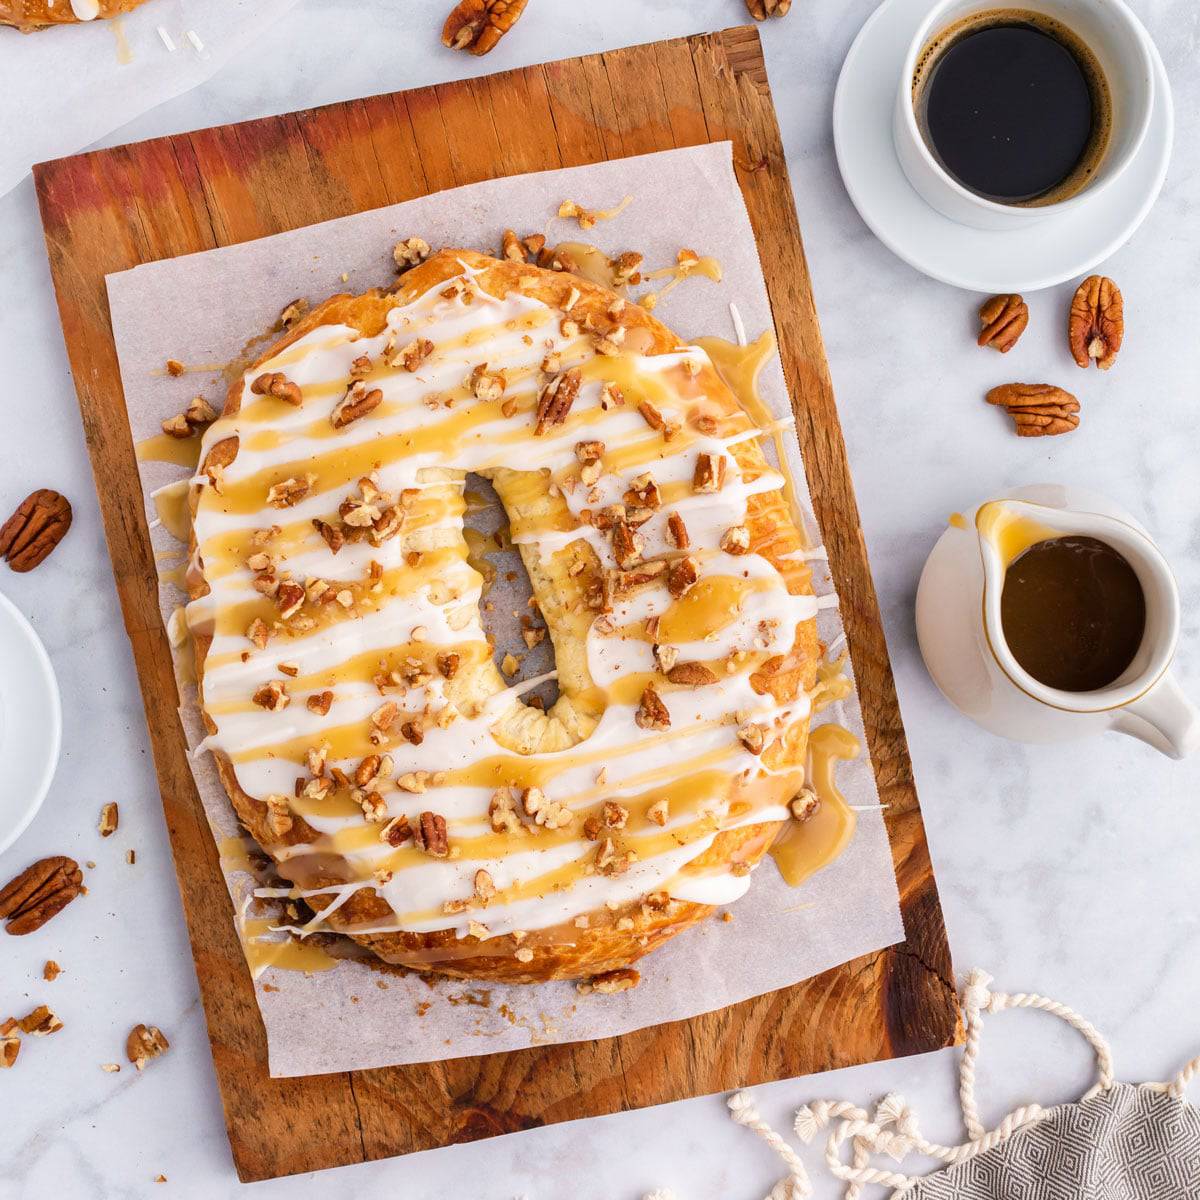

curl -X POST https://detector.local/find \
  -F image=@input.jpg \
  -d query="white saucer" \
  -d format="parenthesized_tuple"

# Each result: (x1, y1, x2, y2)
(833, 0, 1174, 292)
(0, 591, 61, 856)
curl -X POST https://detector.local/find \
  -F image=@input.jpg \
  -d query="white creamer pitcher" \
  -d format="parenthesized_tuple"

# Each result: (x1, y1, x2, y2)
(916, 484, 1200, 757)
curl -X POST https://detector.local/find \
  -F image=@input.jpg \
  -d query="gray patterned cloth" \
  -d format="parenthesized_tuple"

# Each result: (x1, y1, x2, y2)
(905, 1084, 1200, 1200)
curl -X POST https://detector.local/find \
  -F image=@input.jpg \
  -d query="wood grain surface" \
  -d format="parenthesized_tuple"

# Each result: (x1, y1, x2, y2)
(33, 27, 958, 1183)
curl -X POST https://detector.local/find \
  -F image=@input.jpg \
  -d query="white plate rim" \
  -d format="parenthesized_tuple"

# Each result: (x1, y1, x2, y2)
(832, 0, 1175, 293)
(0, 590, 62, 857)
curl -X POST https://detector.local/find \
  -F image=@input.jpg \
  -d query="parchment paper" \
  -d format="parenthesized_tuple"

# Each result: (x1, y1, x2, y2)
(106, 143, 905, 1077)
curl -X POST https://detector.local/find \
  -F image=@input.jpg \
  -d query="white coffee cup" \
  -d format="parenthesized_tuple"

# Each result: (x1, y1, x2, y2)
(893, 0, 1155, 230)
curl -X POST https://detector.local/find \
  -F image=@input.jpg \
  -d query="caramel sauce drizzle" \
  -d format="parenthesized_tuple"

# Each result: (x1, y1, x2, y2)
(181, 267, 860, 948)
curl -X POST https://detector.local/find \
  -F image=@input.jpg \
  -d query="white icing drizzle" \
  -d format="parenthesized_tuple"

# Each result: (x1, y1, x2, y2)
(191, 266, 819, 944)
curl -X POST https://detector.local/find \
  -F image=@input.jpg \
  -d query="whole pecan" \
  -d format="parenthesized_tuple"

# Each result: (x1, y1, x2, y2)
(1068, 275, 1123, 369)
(746, 0, 792, 16)
(0, 856, 84, 935)
(534, 367, 581, 435)
(987, 383, 1080, 437)
(977, 294, 1029, 353)
(442, 0, 527, 55)
(0, 489, 72, 572)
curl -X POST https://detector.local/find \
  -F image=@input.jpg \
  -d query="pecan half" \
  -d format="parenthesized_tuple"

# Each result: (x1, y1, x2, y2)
(331, 381, 383, 429)
(415, 811, 450, 858)
(0, 490, 72, 572)
(746, 0, 791, 17)
(126, 1023, 170, 1070)
(0, 856, 84, 935)
(987, 383, 1080, 437)
(977, 293, 1029, 353)
(1068, 276, 1123, 370)
(534, 367, 581, 434)
(442, 0, 527, 55)
(250, 371, 302, 406)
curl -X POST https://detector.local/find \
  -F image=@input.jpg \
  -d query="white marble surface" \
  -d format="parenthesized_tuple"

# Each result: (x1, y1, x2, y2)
(2, 1, 1198, 1197)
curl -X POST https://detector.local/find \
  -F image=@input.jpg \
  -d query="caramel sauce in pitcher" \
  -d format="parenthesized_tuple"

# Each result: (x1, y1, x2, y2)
(1002, 535, 1145, 692)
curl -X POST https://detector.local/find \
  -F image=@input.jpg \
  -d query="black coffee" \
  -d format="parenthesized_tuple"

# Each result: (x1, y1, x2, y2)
(913, 9, 1111, 206)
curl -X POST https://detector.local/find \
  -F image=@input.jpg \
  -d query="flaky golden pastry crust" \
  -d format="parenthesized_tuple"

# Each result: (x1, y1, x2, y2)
(191, 250, 820, 982)
(1, 0, 150, 29)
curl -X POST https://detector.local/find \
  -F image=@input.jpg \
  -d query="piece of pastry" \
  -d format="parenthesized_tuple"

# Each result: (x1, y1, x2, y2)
(1, 0, 150, 30)
(187, 248, 830, 983)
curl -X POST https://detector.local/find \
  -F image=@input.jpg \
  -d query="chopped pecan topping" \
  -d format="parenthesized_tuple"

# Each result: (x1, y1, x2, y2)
(43, 960, 61, 982)
(473, 869, 497, 905)
(354, 755, 382, 787)
(331, 380, 383, 428)
(646, 799, 669, 826)
(652, 643, 678, 674)
(692, 451, 727, 494)
(312, 518, 345, 554)
(521, 786, 573, 829)
(602, 801, 629, 830)
(637, 400, 680, 440)
(250, 371, 302, 407)
(575, 440, 604, 465)
(610, 520, 644, 570)
(1068, 275, 1123, 370)
(263, 794, 293, 839)
(534, 367, 582, 434)
(126, 1024, 170, 1070)
(275, 580, 305, 619)
(185, 395, 217, 428)
(608, 559, 668, 602)
(977, 293, 1029, 353)
(98, 803, 119, 838)
(666, 661, 718, 686)
(790, 787, 820, 822)
(442, 0, 527, 55)
(987, 383, 1080, 437)
(624, 474, 661, 509)
(599, 382, 625, 411)
(720, 525, 751, 555)
(612, 252, 644, 287)
(266, 474, 316, 509)
(489, 787, 525, 834)
(595, 837, 634, 876)
(395, 337, 435, 372)
(306, 690, 333, 715)
(357, 788, 388, 823)
(738, 723, 766, 755)
(349, 354, 373, 380)
(1, 1036, 18, 1069)
(635, 684, 671, 731)
(414, 811, 450, 857)
(393, 237, 431, 269)
(253, 680, 290, 711)
(381, 814, 413, 847)
(437, 652, 460, 679)
(579, 967, 640, 994)
(245, 618, 270, 649)
(165, 359, 184, 377)
(501, 229, 525, 261)
(468, 363, 506, 402)
(666, 511, 690, 550)
(0, 489, 72, 573)
(0, 856, 84, 936)
(667, 555, 699, 598)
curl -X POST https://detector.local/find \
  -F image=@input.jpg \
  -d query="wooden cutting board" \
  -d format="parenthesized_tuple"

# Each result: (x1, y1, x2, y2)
(33, 26, 957, 1183)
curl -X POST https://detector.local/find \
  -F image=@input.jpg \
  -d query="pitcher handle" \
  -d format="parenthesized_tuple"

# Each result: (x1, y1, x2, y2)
(1110, 671, 1200, 759)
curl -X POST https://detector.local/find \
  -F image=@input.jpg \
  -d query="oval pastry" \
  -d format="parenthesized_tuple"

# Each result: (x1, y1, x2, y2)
(1, 0, 151, 29)
(189, 249, 831, 982)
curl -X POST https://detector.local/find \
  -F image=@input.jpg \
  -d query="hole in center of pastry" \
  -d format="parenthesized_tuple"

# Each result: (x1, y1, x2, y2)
(463, 472, 559, 712)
